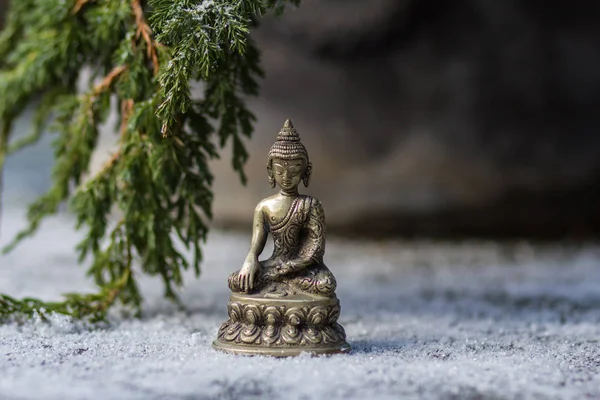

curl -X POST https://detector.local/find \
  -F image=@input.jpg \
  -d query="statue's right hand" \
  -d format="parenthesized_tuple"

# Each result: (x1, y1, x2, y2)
(238, 257, 260, 292)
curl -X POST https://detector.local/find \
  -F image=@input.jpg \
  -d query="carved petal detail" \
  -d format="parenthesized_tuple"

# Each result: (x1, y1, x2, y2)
(216, 300, 347, 347)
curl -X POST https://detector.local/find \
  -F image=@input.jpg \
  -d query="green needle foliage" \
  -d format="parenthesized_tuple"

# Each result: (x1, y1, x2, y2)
(0, 0, 300, 323)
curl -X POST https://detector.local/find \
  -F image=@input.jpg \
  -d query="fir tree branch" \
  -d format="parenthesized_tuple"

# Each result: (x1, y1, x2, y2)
(7, 88, 70, 155)
(0, 0, 303, 323)
(2, 65, 125, 254)
(0, 268, 130, 323)
(131, 0, 160, 75)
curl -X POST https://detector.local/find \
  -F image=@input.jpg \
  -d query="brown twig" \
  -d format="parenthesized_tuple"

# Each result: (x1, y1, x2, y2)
(96, 98, 134, 178)
(79, 65, 127, 124)
(120, 99, 134, 135)
(100, 151, 121, 173)
(82, 69, 130, 184)
(73, 0, 92, 13)
(92, 65, 127, 97)
(131, 0, 160, 75)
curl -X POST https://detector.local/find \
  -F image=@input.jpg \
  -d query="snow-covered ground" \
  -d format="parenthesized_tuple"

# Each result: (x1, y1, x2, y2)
(1, 115, 600, 399)
(2, 202, 600, 399)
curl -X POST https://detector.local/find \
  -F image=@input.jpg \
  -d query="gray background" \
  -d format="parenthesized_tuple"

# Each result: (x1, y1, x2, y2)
(4, 0, 600, 236)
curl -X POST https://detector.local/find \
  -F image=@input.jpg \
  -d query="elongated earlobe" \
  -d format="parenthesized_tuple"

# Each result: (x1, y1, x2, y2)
(302, 163, 312, 187)
(267, 164, 275, 188)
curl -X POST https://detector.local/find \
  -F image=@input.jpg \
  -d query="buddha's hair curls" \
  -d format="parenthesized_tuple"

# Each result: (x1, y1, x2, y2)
(267, 142, 309, 164)
(267, 119, 309, 163)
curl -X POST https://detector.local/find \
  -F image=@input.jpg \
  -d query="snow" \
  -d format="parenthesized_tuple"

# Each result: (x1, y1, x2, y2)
(1, 202, 600, 399)
(1, 114, 600, 399)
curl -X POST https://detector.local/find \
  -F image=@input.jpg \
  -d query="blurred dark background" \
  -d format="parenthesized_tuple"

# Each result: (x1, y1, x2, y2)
(3, 0, 600, 239)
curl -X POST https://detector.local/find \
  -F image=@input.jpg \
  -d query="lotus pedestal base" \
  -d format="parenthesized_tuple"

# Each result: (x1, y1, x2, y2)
(212, 292, 351, 357)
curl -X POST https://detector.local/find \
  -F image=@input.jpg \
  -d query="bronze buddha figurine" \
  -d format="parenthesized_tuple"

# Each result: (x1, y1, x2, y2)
(227, 119, 336, 298)
(213, 119, 350, 357)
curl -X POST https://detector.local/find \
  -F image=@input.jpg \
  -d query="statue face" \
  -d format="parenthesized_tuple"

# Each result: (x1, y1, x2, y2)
(271, 158, 305, 190)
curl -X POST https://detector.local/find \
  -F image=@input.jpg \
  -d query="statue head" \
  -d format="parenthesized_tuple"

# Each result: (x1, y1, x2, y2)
(267, 119, 312, 190)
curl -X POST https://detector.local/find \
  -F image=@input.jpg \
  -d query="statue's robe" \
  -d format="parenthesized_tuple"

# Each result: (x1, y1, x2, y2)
(229, 195, 336, 297)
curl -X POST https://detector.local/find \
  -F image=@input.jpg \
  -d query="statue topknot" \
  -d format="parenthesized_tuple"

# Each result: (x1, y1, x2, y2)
(276, 119, 301, 142)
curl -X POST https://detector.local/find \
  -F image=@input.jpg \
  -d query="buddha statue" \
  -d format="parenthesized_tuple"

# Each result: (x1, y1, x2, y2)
(213, 119, 350, 357)
(227, 119, 336, 298)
